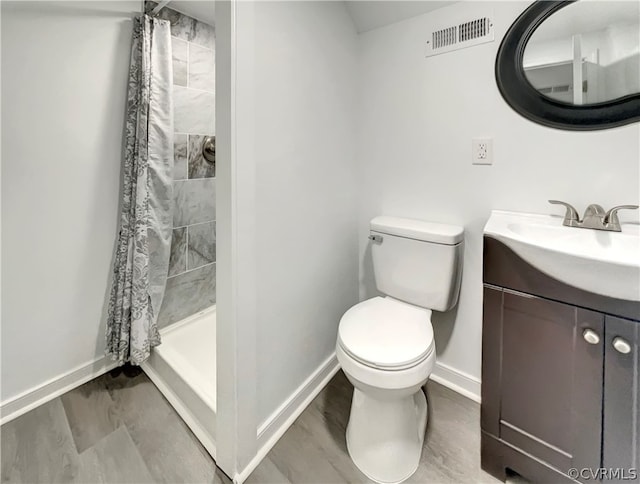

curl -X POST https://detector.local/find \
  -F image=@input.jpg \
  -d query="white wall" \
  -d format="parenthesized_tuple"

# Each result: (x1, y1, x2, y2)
(215, 0, 260, 474)
(1, 1, 138, 401)
(245, 1, 360, 423)
(357, 1, 640, 392)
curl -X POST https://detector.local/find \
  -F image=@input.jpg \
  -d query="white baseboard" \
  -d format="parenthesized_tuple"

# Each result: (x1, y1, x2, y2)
(0, 355, 118, 425)
(234, 353, 340, 483)
(429, 361, 481, 403)
(141, 360, 217, 460)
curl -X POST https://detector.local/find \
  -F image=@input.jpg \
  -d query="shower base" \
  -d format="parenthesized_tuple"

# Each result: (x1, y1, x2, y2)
(141, 305, 217, 458)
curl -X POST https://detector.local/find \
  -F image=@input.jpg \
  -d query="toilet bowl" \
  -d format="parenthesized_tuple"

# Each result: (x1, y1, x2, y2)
(336, 216, 464, 483)
(337, 296, 436, 484)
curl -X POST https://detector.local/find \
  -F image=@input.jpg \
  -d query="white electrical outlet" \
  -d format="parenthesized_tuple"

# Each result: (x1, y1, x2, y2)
(472, 138, 493, 165)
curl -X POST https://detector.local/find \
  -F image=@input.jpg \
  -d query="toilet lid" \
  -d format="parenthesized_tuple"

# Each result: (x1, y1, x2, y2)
(338, 297, 434, 370)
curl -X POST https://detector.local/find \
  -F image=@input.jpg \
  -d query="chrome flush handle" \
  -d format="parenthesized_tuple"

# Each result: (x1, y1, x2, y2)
(368, 234, 383, 243)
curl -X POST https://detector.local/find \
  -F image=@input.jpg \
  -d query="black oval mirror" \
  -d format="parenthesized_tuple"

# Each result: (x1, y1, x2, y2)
(496, 0, 640, 130)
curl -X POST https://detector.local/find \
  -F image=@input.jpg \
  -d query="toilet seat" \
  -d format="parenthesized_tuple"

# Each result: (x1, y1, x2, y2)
(338, 297, 434, 371)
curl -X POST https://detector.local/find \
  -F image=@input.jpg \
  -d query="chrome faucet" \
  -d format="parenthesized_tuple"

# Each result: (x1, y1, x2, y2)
(549, 200, 639, 232)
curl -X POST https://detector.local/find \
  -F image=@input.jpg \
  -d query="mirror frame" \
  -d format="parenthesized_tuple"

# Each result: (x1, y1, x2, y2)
(495, 0, 640, 131)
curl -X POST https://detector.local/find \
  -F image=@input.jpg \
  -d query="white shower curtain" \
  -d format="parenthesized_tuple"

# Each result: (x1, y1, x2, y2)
(106, 15, 174, 365)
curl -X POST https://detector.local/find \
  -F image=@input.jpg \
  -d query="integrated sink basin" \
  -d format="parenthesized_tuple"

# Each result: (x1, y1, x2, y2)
(484, 210, 640, 302)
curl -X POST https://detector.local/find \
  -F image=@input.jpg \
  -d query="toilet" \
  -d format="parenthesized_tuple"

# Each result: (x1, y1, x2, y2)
(337, 215, 464, 484)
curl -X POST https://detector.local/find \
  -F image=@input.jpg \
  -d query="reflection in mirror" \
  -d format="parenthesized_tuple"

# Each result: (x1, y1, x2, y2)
(523, 1, 639, 105)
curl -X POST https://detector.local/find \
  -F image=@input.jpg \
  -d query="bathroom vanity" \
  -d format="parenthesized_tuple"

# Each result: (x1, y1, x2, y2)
(481, 211, 639, 483)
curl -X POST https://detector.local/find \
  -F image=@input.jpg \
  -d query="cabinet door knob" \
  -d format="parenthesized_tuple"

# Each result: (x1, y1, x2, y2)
(582, 329, 600, 345)
(612, 337, 632, 354)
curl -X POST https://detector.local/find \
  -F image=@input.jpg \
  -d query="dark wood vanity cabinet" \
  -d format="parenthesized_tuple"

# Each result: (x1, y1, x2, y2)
(482, 237, 640, 483)
(603, 316, 640, 478)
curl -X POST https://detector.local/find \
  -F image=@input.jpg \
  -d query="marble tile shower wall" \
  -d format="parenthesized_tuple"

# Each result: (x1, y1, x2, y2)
(145, 3, 216, 328)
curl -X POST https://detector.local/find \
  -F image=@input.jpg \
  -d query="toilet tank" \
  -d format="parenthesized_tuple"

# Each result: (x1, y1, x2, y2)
(370, 216, 464, 312)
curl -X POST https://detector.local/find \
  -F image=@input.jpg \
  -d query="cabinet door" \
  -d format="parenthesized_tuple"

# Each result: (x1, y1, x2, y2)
(603, 316, 640, 483)
(499, 290, 603, 474)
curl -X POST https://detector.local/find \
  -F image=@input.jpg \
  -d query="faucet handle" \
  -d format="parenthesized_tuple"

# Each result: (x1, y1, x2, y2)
(549, 200, 580, 223)
(603, 205, 639, 228)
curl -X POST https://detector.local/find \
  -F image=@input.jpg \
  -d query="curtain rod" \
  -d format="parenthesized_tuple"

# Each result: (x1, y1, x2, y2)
(151, 0, 171, 16)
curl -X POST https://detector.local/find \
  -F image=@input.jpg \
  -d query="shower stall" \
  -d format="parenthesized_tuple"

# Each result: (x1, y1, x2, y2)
(138, 0, 218, 457)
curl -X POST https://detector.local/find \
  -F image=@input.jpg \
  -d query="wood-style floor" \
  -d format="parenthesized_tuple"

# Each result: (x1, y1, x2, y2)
(248, 371, 503, 484)
(2, 367, 505, 483)
(1, 366, 228, 484)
